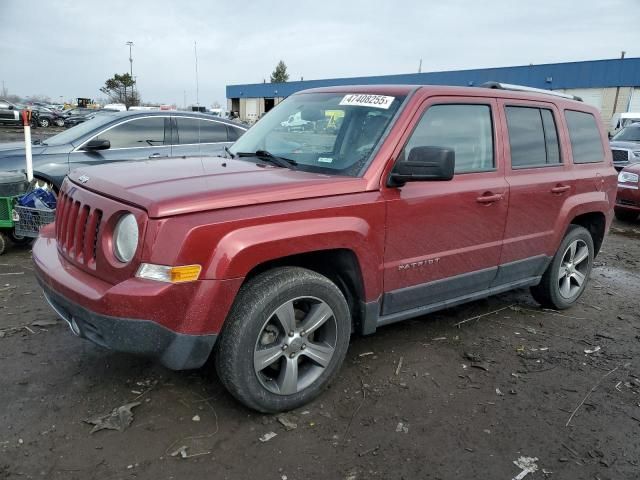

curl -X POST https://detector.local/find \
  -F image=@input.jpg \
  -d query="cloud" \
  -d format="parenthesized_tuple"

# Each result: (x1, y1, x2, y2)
(0, 0, 637, 106)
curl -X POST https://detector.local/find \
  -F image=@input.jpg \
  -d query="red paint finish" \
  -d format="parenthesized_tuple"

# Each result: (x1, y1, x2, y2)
(33, 84, 617, 339)
(616, 164, 640, 215)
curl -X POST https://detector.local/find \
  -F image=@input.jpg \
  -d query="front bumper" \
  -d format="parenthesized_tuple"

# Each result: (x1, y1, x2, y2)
(38, 279, 217, 370)
(616, 185, 640, 213)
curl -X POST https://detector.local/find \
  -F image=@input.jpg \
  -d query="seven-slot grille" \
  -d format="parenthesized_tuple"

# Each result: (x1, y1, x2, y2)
(55, 191, 103, 268)
(612, 149, 629, 163)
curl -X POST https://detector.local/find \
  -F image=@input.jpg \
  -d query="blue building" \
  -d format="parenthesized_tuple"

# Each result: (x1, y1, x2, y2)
(226, 57, 640, 128)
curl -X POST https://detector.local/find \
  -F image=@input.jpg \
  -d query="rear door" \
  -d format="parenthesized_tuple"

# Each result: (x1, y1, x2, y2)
(69, 116, 170, 170)
(382, 97, 509, 318)
(170, 116, 233, 157)
(495, 99, 571, 284)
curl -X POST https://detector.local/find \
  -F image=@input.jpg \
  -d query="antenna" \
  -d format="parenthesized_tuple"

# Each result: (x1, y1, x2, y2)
(194, 41, 200, 106)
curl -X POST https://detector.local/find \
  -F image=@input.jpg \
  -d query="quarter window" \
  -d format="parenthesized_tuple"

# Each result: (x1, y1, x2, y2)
(176, 118, 228, 144)
(404, 104, 494, 173)
(565, 110, 605, 163)
(94, 117, 166, 149)
(505, 107, 561, 168)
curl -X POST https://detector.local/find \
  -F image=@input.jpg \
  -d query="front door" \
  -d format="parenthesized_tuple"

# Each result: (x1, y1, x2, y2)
(69, 116, 170, 170)
(382, 98, 508, 317)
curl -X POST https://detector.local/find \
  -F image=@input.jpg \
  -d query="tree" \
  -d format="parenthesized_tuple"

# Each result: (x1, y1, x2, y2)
(270, 60, 289, 83)
(99, 73, 140, 108)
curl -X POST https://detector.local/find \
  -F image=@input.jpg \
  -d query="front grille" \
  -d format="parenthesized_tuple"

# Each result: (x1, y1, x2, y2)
(55, 192, 103, 268)
(612, 149, 629, 163)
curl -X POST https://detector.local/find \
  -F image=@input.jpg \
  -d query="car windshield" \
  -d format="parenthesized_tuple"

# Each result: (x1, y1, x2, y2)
(43, 113, 119, 146)
(612, 125, 640, 142)
(229, 92, 406, 176)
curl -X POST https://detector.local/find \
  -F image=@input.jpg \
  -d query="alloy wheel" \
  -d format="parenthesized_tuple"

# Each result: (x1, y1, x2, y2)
(557, 239, 590, 299)
(253, 296, 337, 395)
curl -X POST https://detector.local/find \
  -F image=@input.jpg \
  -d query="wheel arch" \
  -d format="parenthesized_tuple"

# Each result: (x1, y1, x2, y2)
(568, 211, 606, 256)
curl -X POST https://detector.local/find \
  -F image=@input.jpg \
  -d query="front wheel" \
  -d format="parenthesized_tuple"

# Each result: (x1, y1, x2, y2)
(9, 231, 31, 246)
(39, 118, 50, 128)
(215, 267, 351, 412)
(530, 225, 594, 309)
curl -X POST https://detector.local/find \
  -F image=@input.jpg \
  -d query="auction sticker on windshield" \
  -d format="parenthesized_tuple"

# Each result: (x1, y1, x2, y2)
(339, 94, 395, 109)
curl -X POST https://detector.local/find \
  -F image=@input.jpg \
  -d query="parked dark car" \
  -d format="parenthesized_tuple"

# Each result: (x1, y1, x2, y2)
(610, 123, 640, 170)
(63, 109, 116, 128)
(29, 105, 65, 127)
(0, 111, 247, 189)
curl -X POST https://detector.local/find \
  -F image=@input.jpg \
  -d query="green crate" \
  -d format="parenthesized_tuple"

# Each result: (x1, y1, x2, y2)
(0, 197, 15, 229)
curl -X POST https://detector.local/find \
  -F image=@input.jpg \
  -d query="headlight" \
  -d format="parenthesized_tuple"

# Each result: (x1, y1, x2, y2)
(632, 151, 640, 157)
(618, 171, 640, 184)
(113, 213, 139, 263)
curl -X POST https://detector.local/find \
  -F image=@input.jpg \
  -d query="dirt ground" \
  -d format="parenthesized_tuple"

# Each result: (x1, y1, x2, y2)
(1, 128, 640, 479)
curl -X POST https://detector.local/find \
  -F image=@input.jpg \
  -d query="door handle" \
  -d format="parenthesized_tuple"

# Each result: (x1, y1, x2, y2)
(148, 153, 167, 159)
(550, 185, 571, 194)
(476, 193, 504, 204)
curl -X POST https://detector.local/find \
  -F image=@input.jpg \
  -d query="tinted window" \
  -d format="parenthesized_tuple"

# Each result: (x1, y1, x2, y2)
(176, 118, 228, 144)
(226, 125, 244, 141)
(506, 107, 561, 168)
(565, 110, 604, 163)
(95, 117, 166, 149)
(404, 104, 494, 173)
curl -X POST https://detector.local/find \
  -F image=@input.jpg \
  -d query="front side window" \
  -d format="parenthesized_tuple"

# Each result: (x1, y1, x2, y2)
(403, 104, 494, 174)
(176, 118, 228, 144)
(565, 110, 604, 164)
(94, 117, 166, 149)
(229, 92, 406, 177)
(506, 106, 561, 168)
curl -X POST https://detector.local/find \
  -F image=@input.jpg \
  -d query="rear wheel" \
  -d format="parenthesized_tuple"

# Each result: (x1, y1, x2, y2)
(615, 208, 638, 223)
(0, 232, 8, 255)
(38, 118, 50, 128)
(530, 225, 594, 309)
(215, 267, 351, 412)
(9, 231, 31, 246)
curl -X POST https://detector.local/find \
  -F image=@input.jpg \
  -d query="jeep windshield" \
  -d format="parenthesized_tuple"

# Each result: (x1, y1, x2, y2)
(612, 125, 640, 142)
(229, 92, 406, 176)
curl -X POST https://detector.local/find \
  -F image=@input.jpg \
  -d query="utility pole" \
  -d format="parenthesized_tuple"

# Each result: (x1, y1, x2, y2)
(194, 41, 200, 106)
(126, 41, 134, 107)
(1, 80, 6, 98)
(418, 58, 422, 73)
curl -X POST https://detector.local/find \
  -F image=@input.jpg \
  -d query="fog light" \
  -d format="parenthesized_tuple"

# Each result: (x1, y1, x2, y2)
(136, 263, 202, 283)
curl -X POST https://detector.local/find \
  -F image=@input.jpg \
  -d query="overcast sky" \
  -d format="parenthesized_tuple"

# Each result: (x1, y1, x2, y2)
(1, 0, 638, 107)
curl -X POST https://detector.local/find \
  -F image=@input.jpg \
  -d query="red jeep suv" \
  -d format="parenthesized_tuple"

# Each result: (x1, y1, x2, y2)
(33, 84, 617, 412)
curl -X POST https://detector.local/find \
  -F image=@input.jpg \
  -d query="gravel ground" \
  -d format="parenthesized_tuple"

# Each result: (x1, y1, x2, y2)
(1, 128, 640, 479)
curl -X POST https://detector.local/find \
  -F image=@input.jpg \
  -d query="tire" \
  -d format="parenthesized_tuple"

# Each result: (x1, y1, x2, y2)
(54, 118, 65, 127)
(39, 118, 50, 128)
(0, 232, 7, 255)
(530, 225, 594, 310)
(9, 231, 31, 246)
(215, 267, 351, 412)
(615, 208, 638, 223)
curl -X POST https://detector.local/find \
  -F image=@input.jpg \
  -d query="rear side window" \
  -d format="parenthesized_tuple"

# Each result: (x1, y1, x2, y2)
(176, 118, 228, 144)
(565, 110, 604, 164)
(505, 106, 561, 168)
(404, 104, 494, 174)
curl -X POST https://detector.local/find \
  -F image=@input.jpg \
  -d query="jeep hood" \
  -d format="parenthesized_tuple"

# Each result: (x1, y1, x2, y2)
(610, 141, 640, 149)
(68, 156, 369, 218)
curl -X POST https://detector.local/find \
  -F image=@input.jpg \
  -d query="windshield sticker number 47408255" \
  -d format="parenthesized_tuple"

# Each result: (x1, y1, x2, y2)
(339, 94, 395, 110)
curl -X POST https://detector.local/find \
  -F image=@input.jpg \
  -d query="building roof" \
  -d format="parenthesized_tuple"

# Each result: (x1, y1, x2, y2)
(226, 57, 640, 99)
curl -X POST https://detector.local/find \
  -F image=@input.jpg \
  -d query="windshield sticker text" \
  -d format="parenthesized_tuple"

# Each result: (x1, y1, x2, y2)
(339, 94, 395, 110)
(318, 157, 333, 163)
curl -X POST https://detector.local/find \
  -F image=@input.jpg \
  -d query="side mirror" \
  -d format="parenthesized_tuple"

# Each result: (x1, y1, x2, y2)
(389, 146, 455, 186)
(83, 139, 110, 151)
(8, 105, 13, 110)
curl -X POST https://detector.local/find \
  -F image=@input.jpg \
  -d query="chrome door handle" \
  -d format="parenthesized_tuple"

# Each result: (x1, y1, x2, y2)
(476, 193, 504, 204)
(551, 185, 570, 194)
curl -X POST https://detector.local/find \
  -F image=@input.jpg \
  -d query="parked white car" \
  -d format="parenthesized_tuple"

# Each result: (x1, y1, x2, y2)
(280, 111, 310, 131)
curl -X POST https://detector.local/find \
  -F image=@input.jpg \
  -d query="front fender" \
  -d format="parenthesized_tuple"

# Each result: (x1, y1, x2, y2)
(203, 216, 382, 300)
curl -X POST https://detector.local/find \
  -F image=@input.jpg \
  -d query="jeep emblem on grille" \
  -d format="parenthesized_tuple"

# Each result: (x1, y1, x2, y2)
(78, 175, 90, 184)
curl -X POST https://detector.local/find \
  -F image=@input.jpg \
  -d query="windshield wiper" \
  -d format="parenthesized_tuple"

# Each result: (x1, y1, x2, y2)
(236, 150, 297, 169)
(224, 146, 236, 159)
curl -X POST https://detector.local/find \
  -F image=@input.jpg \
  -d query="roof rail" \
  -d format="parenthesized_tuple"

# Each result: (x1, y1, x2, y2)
(480, 82, 583, 102)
